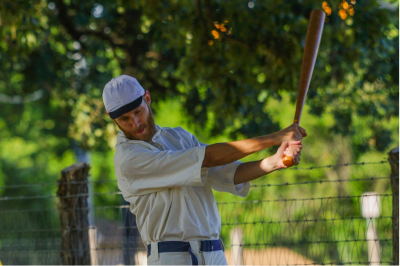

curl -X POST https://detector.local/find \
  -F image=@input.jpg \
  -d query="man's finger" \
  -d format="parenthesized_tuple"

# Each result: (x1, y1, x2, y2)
(278, 141, 290, 155)
(285, 150, 299, 158)
(288, 140, 302, 146)
(294, 132, 302, 141)
(299, 126, 307, 137)
(296, 128, 305, 140)
(285, 146, 301, 153)
(294, 154, 301, 165)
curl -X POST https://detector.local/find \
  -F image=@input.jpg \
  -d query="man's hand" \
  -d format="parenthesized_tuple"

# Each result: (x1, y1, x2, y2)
(272, 124, 307, 145)
(233, 140, 303, 184)
(266, 140, 303, 169)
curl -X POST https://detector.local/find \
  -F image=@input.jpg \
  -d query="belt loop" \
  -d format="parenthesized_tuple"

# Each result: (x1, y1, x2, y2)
(148, 242, 159, 261)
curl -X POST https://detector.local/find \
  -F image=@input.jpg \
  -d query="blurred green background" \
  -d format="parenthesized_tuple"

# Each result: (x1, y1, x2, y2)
(0, 0, 398, 264)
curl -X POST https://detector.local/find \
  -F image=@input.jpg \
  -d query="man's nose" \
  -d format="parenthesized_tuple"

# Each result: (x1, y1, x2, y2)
(130, 116, 141, 128)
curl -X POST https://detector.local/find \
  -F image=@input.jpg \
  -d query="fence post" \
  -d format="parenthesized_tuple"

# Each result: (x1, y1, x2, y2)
(389, 147, 399, 265)
(230, 227, 244, 265)
(57, 163, 91, 265)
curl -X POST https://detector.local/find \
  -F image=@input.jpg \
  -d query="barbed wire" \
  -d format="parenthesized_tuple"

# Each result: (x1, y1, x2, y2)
(0, 169, 394, 201)
(3, 239, 391, 252)
(0, 179, 116, 190)
(0, 244, 147, 251)
(216, 193, 393, 205)
(0, 192, 391, 209)
(0, 205, 131, 213)
(220, 215, 393, 226)
(0, 160, 396, 190)
(0, 225, 139, 234)
(1, 215, 393, 234)
(0, 160, 400, 189)
(236, 238, 393, 246)
(1, 175, 395, 191)
(286, 160, 396, 170)
(0, 191, 122, 201)
(250, 176, 396, 188)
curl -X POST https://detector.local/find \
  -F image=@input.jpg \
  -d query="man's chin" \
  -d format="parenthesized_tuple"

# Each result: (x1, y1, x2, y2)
(124, 130, 152, 142)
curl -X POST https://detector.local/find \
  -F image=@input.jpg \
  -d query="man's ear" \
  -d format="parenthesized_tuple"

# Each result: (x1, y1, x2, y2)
(144, 90, 151, 105)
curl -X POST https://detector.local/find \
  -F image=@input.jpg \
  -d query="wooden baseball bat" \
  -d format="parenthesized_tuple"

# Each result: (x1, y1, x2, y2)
(282, 9, 325, 167)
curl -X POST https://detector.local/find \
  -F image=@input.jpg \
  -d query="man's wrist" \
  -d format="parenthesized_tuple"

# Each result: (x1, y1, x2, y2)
(261, 156, 280, 173)
(257, 133, 278, 148)
(267, 132, 280, 146)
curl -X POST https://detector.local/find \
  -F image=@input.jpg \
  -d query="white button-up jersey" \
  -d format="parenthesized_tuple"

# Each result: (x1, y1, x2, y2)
(114, 126, 250, 245)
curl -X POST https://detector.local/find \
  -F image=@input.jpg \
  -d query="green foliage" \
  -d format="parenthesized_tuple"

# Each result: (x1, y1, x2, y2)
(0, 0, 398, 264)
(0, 0, 397, 152)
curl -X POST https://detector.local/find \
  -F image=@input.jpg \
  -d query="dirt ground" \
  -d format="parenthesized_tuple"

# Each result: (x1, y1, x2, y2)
(225, 247, 315, 265)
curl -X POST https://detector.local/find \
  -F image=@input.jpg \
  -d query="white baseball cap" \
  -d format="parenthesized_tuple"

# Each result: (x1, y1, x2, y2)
(102, 75, 145, 119)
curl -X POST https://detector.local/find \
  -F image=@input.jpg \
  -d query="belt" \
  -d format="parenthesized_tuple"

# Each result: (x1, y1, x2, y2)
(147, 240, 223, 265)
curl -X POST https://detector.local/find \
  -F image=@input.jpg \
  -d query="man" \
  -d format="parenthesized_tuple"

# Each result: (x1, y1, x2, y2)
(102, 75, 306, 265)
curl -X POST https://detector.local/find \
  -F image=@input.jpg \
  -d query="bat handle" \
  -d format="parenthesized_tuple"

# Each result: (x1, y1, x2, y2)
(282, 119, 300, 167)
(282, 155, 294, 167)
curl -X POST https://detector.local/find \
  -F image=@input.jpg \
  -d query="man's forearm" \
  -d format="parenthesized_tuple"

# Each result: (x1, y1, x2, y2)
(201, 123, 306, 168)
(233, 157, 278, 185)
(202, 134, 276, 168)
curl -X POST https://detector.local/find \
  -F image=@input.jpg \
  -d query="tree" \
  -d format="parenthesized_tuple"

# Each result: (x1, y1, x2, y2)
(0, 1, 397, 264)
(0, 0, 397, 154)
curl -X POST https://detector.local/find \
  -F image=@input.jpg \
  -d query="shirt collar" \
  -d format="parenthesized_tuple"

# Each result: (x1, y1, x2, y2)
(116, 125, 162, 144)
(152, 125, 162, 140)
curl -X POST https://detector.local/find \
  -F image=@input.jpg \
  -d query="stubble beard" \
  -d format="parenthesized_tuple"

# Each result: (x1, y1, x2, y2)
(116, 105, 157, 143)
(142, 108, 157, 142)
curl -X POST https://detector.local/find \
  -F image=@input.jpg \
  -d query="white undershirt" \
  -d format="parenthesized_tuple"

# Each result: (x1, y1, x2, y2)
(114, 126, 250, 246)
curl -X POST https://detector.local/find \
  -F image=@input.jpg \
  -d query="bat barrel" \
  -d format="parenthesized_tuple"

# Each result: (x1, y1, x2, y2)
(293, 9, 325, 125)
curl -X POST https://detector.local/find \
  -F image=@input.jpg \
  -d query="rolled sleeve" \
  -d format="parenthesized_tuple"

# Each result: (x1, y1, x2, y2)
(192, 138, 250, 197)
(207, 161, 250, 197)
(118, 145, 208, 196)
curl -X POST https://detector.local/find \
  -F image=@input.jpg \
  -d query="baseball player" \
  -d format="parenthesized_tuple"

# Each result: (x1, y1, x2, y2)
(102, 75, 306, 265)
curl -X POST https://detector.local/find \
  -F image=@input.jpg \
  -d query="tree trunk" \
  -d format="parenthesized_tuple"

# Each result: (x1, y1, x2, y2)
(57, 163, 91, 265)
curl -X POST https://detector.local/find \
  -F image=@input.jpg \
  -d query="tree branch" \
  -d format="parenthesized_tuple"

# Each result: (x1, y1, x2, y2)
(53, 0, 85, 45)
(53, 0, 179, 95)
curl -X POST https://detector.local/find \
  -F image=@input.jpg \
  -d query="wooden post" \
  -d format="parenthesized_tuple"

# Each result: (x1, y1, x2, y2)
(230, 227, 244, 265)
(389, 147, 399, 265)
(361, 192, 381, 265)
(57, 163, 91, 265)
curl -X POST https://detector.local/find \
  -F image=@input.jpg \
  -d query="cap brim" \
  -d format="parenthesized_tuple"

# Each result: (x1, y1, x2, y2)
(109, 96, 143, 119)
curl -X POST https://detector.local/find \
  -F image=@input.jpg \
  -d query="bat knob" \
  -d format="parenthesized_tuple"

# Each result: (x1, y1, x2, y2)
(282, 156, 294, 167)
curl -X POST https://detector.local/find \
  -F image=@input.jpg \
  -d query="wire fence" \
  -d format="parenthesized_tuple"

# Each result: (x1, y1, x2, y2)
(0, 151, 398, 265)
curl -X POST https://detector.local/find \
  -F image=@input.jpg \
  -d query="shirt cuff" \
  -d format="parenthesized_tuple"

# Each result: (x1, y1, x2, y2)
(225, 162, 250, 197)
(233, 182, 250, 197)
(206, 161, 250, 197)
(227, 161, 250, 197)
(193, 146, 208, 186)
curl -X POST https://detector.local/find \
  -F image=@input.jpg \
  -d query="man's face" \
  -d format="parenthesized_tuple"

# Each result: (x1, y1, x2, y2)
(114, 91, 156, 142)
